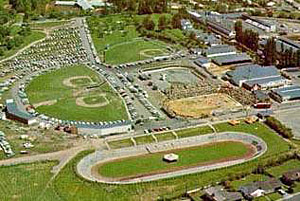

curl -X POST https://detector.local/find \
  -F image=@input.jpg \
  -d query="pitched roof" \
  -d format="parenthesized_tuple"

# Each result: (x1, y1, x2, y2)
(5, 99, 33, 120)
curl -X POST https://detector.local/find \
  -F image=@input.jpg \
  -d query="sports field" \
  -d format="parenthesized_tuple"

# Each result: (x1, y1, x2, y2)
(97, 141, 251, 179)
(26, 65, 128, 122)
(166, 93, 242, 118)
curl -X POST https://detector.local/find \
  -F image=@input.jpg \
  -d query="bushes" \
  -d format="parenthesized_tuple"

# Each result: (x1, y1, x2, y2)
(265, 117, 293, 139)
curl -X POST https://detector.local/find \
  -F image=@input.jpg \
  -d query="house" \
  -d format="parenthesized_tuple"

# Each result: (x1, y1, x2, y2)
(203, 186, 243, 201)
(281, 169, 300, 184)
(270, 85, 300, 102)
(239, 179, 282, 200)
(4, 99, 37, 125)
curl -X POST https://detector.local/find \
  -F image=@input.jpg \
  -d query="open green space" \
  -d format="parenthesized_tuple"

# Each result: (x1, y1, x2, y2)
(134, 135, 155, 145)
(87, 15, 170, 65)
(26, 65, 128, 122)
(108, 138, 133, 149)
(29, 21, 69, 29)
(231, 174, 271, 190)
(176, 126, 214, 138)
(0, 161, 57, 201)
(0, 30, 45, 60)
(267, 159, 300, 178)
(98, 141, 250, 178)
(155, 132, 176, 142)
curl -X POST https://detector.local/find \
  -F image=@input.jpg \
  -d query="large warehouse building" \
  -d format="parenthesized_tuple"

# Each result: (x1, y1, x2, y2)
(226, 64, 289, 90)
(212, 53, 252, 66)
(270, 85, 300, 102)
(76, 120, 132, 136)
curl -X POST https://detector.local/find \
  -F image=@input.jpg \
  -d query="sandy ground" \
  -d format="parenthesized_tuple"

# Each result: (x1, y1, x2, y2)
(76, 93, 109, 108)
(166, 93, 241, 118)
(63, 76, 94, 88)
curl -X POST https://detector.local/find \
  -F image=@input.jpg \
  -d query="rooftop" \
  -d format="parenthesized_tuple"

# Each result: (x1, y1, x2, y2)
(272, 85, 300, 99)
(204, 45, 237, 56)
(5, 99, 33, 120)
(212, 53, 252, 66)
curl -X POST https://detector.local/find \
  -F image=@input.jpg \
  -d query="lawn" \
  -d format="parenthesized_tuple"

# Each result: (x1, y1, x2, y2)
(98, 141, 250, 178)
(176, 126, 214, 138)
(155, 132, 176, 142)
(134, 135, 155, 145)
(0, 161, 57, 201)
(267, 159, 300, 178)
(0, 31, 45, 60)
(29, 21, 69, 29)
(26, 65, 128, 122)
(87, 15, 170, 65)
(108, 138, 133, 149)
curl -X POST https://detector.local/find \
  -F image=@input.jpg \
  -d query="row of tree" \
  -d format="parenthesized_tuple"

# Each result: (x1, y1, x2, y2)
(265, 116, 293, 139)
(108, 0, 168, 14)
(235, 20, 259, 51)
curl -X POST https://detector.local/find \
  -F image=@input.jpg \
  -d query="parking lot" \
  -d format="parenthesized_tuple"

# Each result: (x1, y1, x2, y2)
(275, 107, 300, 139)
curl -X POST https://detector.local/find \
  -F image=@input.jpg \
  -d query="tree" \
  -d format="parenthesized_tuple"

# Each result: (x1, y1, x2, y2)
(171, 13, 181, 29)
(158, 15, 167, 30)
(235, 20, 243, 43)
(263, 37, 277, 65)
(142, 16, 155, 31)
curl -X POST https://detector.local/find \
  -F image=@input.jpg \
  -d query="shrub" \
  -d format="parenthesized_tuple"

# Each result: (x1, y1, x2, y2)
(265, 117, 293, 139)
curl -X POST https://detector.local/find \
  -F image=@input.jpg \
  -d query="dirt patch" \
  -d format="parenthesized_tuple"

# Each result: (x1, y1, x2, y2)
(33, 100, 57, 108)
(165, 93, 242, 118)
(140, 49, 167, 58)
(76, 93, 109, 108)
(62, 76, 94, 88)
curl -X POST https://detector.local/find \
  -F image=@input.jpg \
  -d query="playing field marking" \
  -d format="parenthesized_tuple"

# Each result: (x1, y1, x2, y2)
(139, 48, 168, 58)
(62, 76, 94, 88)
(33, 99, 57, 108)
(75, 93, 109, 108)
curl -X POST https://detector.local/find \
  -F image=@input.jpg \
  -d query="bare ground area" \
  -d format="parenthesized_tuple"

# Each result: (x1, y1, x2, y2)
(62, 76, 94, 88)
(76, 93, 109, 108)
(166, 93, 241, 118)
(33, 99, 57, 108)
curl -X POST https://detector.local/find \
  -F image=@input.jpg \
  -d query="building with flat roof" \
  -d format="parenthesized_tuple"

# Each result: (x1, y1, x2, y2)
(76, 120, 132, 136)
(4, 99, 36, 125)
(276, 37, 300, 52)
(194, 56, 211, 68)
(55, 0, 111, 10)
(243, 76, 290, 91)
(270, 85, 300, 102)
(212, 53, 252, 66)
(241, 14, 276, 32)
(226, 64, 286, 89)
(207, 20, 236, 40)
(204, 45, 237, 58)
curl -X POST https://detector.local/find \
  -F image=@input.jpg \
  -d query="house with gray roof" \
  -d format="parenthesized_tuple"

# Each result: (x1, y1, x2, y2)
(203, 186, 243, 201)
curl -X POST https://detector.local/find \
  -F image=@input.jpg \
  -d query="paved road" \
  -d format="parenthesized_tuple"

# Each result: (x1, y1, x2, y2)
(77, 132, 267, 184)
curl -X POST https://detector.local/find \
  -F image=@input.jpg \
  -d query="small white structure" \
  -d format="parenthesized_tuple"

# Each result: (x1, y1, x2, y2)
(163, 153, 179, 162)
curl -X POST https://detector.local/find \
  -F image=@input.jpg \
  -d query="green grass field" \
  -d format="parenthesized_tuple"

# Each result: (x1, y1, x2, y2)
(87, 15, 170, 65)
(155, 132, 176, 142)
(108, 138, 133, 149)
(0, 161, 57, 201)
(176, 126, 214, 138)
(98, 141, 250, 178)
(26, 65, 128, 122)
(134, 135, 155, 145)
(267, 159, 300, 178)
(0, 31, 45, 60)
